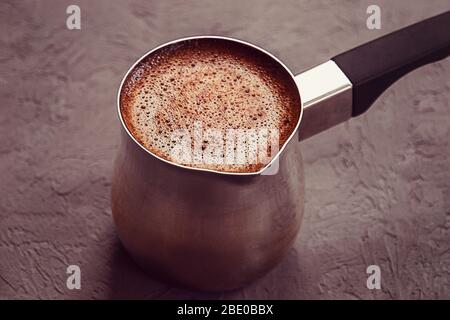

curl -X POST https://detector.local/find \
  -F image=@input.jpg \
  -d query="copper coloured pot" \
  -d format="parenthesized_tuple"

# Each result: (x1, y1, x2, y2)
(111, 13, 449, 291)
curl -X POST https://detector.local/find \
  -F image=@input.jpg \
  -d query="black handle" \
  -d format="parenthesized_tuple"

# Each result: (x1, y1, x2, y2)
(332, 11, 450, 117)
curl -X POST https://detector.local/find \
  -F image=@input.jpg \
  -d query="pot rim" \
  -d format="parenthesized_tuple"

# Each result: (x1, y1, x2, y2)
(116, 35, 303, 176)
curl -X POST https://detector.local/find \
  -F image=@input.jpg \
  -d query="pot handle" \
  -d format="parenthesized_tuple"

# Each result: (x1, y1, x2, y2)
(333, 10, 450, 117)
(297, 11, 450, 140)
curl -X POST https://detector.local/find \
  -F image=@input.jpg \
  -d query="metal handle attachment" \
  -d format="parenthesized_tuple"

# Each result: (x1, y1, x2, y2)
(296, 61, 352, 141)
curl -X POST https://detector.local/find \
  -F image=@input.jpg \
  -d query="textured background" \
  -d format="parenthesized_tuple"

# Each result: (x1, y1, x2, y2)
(0, 0, 449, 299)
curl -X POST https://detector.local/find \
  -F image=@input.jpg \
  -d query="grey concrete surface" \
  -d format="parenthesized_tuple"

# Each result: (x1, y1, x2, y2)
(0, 0, 449, 299)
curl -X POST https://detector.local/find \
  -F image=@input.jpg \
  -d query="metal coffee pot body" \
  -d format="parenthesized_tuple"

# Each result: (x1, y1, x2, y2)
(112, 126, 304, 291)
(112, 13, 450, 291)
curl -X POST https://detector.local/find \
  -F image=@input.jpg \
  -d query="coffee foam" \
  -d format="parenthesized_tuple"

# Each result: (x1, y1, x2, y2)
(120, 39, 300, 173)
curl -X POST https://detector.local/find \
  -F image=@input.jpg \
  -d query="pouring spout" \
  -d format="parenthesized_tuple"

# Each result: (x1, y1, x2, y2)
(295, 60, 353, 141)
